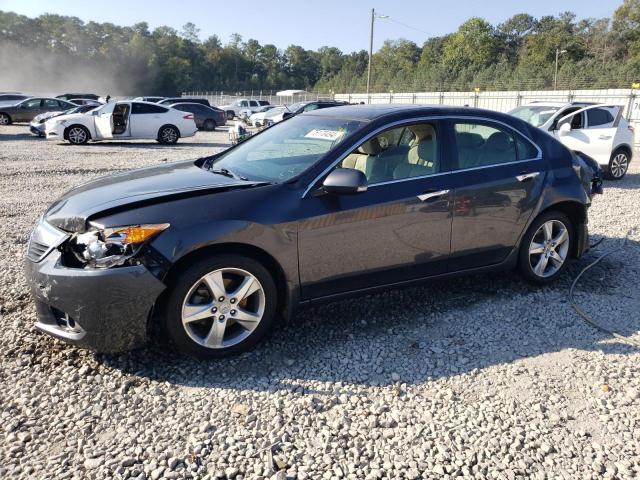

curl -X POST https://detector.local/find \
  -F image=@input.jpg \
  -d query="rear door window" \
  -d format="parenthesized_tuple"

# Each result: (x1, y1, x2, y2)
(132, 103, 168, 114)
(587, 108, 614, 128)
(454, 122, 517, 169)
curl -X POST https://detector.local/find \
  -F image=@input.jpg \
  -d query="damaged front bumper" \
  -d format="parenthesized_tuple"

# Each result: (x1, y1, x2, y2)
(24, 248, 166, 353)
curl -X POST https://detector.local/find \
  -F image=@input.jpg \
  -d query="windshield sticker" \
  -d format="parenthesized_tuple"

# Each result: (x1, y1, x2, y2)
(304, 129, 345, 141)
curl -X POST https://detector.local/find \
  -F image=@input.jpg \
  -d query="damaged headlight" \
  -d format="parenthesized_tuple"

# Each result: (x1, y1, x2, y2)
(69, 222, 169, 268)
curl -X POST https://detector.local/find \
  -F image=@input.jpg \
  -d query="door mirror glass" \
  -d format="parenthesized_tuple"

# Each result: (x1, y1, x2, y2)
(558, 122, 571, 136)
(322, 168, 367, 195)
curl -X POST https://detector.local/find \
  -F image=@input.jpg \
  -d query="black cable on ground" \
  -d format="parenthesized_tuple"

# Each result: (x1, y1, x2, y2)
(569, 229, 640, 348)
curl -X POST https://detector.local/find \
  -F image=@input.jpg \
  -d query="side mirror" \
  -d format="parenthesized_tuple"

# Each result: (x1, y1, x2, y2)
(282, 112, 293, 119)
(321, 168, 367, 195)
(558, 122, 571, 136)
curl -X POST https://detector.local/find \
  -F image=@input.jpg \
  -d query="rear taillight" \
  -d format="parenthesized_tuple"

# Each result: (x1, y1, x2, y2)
(183, 114, 194, 120)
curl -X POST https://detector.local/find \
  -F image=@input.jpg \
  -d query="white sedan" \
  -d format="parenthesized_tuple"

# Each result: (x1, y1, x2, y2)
(45, 101, 197, 145)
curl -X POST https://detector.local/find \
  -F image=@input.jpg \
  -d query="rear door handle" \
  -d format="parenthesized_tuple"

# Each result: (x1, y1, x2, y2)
(417, 189, 450, 202)
(516, 172, 540, 182)
(598, 135, 612, 140)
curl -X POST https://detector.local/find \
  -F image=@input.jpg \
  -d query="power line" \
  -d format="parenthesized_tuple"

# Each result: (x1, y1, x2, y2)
(380, 16, 431, 37)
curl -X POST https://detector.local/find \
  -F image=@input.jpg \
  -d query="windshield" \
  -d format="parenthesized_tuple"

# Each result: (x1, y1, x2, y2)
(286, 102, 306, 113)
(509, 105, 560, 127)
(264, 106, 286, 118)
(208, 115, 366, 182)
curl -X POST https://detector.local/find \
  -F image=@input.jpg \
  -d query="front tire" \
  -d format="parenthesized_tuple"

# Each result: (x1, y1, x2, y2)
(158, 125, 179, 144)
(0, 113, 12, 125)
(66, 125, 89, 145)
(518, 211, 573, 285)
(605, 148, 630, 180)
(161, 254, 278, 359)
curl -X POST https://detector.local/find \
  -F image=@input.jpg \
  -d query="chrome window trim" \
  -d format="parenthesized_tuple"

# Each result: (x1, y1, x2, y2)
(302, 114, 543, 198)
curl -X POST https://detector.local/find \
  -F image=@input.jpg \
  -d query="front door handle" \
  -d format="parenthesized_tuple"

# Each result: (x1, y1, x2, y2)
(598, 135, 612, 140)
(516, 172, 540, 182)
(417, 189, 450, 202)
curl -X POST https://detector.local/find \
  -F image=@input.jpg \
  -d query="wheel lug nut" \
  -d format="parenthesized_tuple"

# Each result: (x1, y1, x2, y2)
(230, 310, 236, 316)
(219, 315, 225, 321)
(230, 298, 236, 304)
(211, 307, 217, 313)
(218, 296, 225, 302)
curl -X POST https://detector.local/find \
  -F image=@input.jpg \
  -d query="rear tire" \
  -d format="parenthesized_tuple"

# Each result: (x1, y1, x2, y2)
(203, 119, 216, 131)
(226, 111, 234, 121)
(161, 254, 278, 359)
(158, 125, 179, 144)
(66, 125, 89, 145)
(0, 113, 12, 125)
(605, 148, 630, 180)
(518, 211, 574, 285)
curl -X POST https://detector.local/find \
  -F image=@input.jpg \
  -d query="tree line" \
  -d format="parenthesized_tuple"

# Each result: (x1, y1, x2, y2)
(0, 1, 639, 96)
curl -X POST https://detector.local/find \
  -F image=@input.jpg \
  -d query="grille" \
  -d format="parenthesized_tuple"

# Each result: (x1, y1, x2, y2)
(26, 220, 68, 262)
(27, 240, 49, 261)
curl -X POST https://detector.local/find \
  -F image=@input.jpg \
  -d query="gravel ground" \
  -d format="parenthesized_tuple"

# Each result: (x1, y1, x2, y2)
(0, 123, 639, 480)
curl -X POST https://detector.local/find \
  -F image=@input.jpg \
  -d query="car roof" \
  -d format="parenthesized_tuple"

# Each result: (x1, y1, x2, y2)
(171, 102, 211, 107)
(304, 104, 519, 121)
(521, 101, 597, 108)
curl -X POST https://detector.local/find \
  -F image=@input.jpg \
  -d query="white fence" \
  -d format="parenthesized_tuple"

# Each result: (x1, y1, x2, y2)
(335, 89, 640, 145)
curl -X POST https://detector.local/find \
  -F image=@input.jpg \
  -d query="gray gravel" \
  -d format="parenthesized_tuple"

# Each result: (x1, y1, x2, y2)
(0, 124, 639, 480)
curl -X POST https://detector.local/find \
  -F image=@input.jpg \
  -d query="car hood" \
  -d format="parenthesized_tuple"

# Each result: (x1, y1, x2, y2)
(33, 111, 63, 123)
(45, 160, 264, 232)
(46, 112, 88, 124)
(0, 100, 20, 108)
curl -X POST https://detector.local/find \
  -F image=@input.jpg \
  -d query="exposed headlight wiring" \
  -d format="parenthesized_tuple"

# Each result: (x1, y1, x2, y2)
(570, 228, 640, 349)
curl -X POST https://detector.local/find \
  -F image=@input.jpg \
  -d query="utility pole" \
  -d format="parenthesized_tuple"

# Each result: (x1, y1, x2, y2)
(366, 8, 375, 102)
(366, 9, 388, 103)
(554, 48, 567, 90)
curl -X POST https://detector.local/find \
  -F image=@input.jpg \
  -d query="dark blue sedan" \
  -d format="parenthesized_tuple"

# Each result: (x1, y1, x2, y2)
(25, 105, 602, 357)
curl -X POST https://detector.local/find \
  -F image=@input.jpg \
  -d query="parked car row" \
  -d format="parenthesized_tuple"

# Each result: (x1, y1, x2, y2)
(1, 92, 633, 176)
(0, 92, 231, 144)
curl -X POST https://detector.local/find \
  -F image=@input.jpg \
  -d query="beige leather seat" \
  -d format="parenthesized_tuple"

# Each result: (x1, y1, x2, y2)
(393, 125, 437, 179)
(341, 137, 382, 175)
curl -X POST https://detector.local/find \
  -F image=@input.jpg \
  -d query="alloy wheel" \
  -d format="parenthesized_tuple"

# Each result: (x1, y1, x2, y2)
(161, 127, 178, 143)
(528, 220, 570, 278)
(181, 268, 265, 349)
(68, 127, 87, 144)
(0, 114, 9, 125)
(610, 153, 629, 179)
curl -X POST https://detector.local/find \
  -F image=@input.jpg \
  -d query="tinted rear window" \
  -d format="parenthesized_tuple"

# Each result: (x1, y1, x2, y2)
(132, 103, 168, 114)
(587, 108, 614, 127)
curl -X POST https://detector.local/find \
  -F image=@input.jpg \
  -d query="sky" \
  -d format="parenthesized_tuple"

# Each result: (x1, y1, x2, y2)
(0, 0, 622, 52)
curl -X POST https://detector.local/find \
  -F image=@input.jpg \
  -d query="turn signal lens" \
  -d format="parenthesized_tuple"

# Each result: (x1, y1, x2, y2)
(105, 223, 170, 244)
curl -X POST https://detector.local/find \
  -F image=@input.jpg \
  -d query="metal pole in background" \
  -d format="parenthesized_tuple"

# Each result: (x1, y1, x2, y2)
(554, 48, 566, 90)
(554, 49, 559, 90)
(366, 8, 375, 103)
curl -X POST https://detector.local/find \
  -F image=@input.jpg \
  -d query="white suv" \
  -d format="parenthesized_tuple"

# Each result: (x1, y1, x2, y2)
(509, 102, 635, 179)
